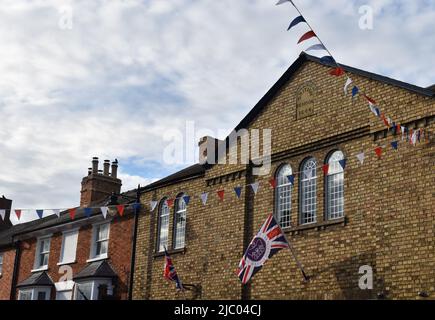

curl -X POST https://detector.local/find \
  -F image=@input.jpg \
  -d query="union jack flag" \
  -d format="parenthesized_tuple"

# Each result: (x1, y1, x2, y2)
(163, 248, 184, 290)
(237, 214, 289, 284)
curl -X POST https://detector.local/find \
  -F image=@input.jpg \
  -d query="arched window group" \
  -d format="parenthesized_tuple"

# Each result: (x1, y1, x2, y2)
(156, 194, 187, 252)
(274, 150, 345, 228)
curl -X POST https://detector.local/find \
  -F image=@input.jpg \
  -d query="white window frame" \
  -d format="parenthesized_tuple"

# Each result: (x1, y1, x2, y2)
(58, 228, 79, 265)
(32, 235, 52, 272)
(274, 164, 293, 228)
(326, 151, 345, 220)
(55, 280, 75, 300)
(300, 158, 317, 225)
(157, 198, 170, 253)
(88, 222, 110, 262)
(0, 252, 3, 276)
(18, 287, 51, 300)
(74, 279, 113, 300)
(173, 194, 187, 249)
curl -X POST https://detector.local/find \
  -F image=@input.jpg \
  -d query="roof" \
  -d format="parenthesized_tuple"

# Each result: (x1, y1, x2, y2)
(73, 260, 117, 280)
(140, 163, 205, 191)
(428, 85, 435, 92)
(17, 271, 54, 288)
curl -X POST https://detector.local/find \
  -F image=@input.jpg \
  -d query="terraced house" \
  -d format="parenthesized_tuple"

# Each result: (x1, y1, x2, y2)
(131, 53, 434, 300)
(0, 158, 139, 300)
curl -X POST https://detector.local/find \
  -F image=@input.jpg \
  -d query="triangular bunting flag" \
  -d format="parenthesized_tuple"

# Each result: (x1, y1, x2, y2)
(166, 199, 174, 208)
(15, 209, 21, 220)
(364, 95, 377, 105)
(356, 152, 365, 165)
(369, 103, 380, 117)
(287, 16, 306, 30)
(322, 164, 329, 175)
(131, 203, 141, 212)
(287, 175, 295, 185)
(329, 67, 344, 76)
(217, 190, 225, 201)
(391, 141, 399, 150)
(234, 187, 242, 199)
(101, 207, 109, 219)
(36, 209, 44, 219)
(69, 208, 76, 220)
(339, 159, 347, 170)
(52, 209, 61, 217)
(344, 78, 353, 95)
(381, 114, 390, 128)
(297, 30, 316, 44)
(351, 86, 359, 98)
(183, 195, 190, 206)
(375, 147, 383, 159)
(84, 208, 92, 218)
(116, 205, 125, 217)
(250, 182, 259, 195)
(201, 192, 208, 205)
(0, 209, 5, 221)
(150, 201, 158, 211)
(269, 178, 277, 189)
(320, 56, 336, 64)
(305, 43, 326, 52)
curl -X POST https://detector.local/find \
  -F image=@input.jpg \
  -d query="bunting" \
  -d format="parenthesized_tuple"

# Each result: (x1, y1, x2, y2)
(269, 178, 277, 189)
(183, 195, 190, 206)
(287, 175, 295, 185)
(69, 208, 76, 220)
(101, 206, 109, 219)
(250, 182, 260, 195)
(217, 190, 225, 201)
(344, 78, 353, 95)
(305, 43, 326, 52)
(117, 205, 125, 217)
(0, 209, 5, 221)
(15, 210, 21, 220)
(391, 141, 399, 150)
(150, 201, 158, 212)
(84, 208, 92, 218)
(288, 16, 306, 30)
(322, 164, 329, 175)
(375, 147, 383, 159)
(201, 192, 208, 205)
(36, 209, 44, 219)
(297, 30, 316, 44)
(356, 152, 365, 165)
(234, 187, 242, 199)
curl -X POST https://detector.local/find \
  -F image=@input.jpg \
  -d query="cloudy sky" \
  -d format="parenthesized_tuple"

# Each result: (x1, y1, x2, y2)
(1, 0, 434, 223)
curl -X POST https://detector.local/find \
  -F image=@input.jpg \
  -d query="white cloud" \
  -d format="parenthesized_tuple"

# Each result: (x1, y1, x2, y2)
(0, 0, 433, 222)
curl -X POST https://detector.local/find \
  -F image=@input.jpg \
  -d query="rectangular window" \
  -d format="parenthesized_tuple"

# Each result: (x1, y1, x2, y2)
(75, 282, 93, 300)
(59, 230, 79, 264)
(18, 290, 33, 300)
(0, 253, 3, 274)
(91, 223, 110, 259)
(34, 236, 51, 270)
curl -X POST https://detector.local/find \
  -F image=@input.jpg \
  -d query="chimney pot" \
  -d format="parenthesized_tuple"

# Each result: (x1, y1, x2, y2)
(103, 160, 110, 176)
(88, 168, 92, 175)
(92, 157, 99, 174)
(111, 160, 118, 179)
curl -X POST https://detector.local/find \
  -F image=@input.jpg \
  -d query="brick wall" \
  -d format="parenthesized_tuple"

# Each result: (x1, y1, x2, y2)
(132, 60, 434, 300)
(0, 248, 16, 300)
(15, 214, 134, 300)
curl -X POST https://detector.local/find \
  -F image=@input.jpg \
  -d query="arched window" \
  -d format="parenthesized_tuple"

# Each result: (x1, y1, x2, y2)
(300, 157, 317, 224)
(157, 198, 170, 252)
(326, 150, 345, 220)
(173, 194, 187, 249)
(275, 164, 293, 228)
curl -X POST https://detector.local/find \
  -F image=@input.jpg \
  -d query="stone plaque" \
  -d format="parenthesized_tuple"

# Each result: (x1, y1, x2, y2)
(296, 82, 317, 119)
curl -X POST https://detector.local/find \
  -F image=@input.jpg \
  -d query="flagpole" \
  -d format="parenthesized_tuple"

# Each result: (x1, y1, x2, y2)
(278, 222, 310, 282)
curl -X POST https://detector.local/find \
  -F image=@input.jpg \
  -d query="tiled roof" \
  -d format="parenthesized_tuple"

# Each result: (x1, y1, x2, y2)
(16, 271, 54, 288)
(73, 260, 117, 280)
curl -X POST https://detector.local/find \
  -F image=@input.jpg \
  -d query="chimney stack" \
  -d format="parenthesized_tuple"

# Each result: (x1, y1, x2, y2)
(198, 136, 224, 164)
(92, 157, 99, 174)
(111, 159, 118, 179)
(103, 160, 110, 176)
(0, 195, 12, 231)
(80, 157, 122, 207)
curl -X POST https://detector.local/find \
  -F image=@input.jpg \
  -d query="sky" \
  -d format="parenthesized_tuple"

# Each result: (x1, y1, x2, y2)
(0, 0, 434, 224)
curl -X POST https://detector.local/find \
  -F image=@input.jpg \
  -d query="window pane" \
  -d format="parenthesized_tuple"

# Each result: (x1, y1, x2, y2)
(96, 240, 108, 256)
(60, 231, 78, 263)
(301, 158, 317, 224)
(76, 282, 93, 300)
(37, 291, 47, 300)
(158, 200, 170, 252)
(174, 195, 187, 249)
(97, 224, 109, 241)
(19, 290, 32, 300)
(0, 254, 3, 274)
(42, 239, 50, 252)
(275, 165, 292, 228)
(327, 151, 345, 219)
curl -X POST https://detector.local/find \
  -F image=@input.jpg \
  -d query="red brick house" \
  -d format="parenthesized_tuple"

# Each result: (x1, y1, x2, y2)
(0, 158, 140, 300)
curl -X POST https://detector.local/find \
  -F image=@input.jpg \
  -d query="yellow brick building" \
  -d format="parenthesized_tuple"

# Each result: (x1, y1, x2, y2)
(132, 53, 435, 300)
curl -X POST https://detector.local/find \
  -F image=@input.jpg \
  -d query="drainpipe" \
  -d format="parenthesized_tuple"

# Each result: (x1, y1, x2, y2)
(128, 185, 141, 300)
(10, 240, 22, 300)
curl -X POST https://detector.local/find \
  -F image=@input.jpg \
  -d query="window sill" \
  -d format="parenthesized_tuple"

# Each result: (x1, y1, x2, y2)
(86, 255, 108, 263)
(57, 260, 76, 266)
(284, 216, 346, 235)
(31, 266, 48, 273)
(154, 247, 186, 259)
